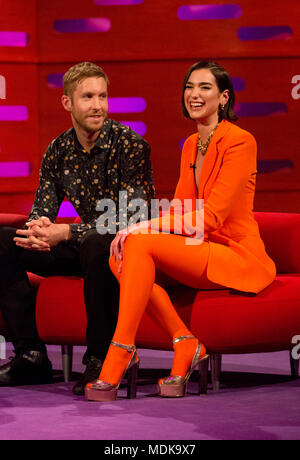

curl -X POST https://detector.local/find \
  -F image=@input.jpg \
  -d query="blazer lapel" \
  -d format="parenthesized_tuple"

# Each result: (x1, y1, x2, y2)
(198, 120, 232, 198)
(184, 133, 199, 198)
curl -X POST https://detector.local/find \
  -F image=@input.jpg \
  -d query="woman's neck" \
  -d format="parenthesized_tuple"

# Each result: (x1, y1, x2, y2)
(196, 116, 220, 142)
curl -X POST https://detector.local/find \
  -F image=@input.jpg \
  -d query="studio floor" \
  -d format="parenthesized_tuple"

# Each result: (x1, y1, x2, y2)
(0, 344, 300, 441)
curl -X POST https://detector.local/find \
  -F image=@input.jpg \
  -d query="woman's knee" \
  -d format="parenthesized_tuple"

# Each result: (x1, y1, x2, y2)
(109, 255, 121, 280)
(123, 233, 151, 257)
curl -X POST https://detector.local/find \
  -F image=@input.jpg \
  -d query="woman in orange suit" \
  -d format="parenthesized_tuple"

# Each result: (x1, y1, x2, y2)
(85, 61, 276, 401)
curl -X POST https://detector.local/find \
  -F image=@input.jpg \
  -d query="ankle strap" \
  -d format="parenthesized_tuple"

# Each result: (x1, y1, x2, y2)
(111, 341, 136, 353)
(172, 335, 196, 345)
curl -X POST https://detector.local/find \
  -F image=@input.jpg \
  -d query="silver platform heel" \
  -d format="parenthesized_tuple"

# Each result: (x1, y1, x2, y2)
(85, 341, 139, 402)
(158, 335, 208, 397)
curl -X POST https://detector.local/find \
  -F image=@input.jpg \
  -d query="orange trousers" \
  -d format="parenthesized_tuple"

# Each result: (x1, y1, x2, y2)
(99, 232, 220, 384)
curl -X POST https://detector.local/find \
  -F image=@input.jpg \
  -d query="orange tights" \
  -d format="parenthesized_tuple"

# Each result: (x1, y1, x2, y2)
(99, 233, 215, 385)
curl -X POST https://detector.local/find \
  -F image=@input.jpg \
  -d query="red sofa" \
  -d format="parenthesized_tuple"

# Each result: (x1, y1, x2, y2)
(1, 212, 300, 391)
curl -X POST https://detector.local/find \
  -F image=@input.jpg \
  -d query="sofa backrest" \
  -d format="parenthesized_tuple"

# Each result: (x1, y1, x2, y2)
(254, 212, 300, 274)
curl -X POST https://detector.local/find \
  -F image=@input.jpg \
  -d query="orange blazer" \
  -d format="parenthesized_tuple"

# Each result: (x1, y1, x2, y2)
(166, 120, 276, 293)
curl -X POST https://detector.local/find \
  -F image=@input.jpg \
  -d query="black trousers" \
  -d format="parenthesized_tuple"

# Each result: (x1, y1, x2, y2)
(0, 227, 119, 362)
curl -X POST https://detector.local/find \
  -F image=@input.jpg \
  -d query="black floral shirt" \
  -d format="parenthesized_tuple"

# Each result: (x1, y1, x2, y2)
(28, 119, 155, 243)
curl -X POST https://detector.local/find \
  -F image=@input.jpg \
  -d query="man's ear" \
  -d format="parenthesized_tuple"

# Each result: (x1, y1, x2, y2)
(61, 94, 72, 112)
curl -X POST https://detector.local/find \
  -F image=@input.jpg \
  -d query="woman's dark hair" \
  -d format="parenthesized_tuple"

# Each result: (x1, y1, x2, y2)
(181, 60, 238, 122)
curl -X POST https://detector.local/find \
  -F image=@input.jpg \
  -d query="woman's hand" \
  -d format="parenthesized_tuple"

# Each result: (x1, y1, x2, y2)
(110, 228, 128, 261)
(110, 221, 150, 273)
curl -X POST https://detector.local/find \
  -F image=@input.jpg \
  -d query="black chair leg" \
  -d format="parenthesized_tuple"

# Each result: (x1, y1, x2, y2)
(290, 350, 300, 378)
(61, 345, 73, 382)
(210, 353, 222, 392)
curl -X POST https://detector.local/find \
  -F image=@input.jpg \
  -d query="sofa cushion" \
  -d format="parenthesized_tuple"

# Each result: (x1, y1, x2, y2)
(36, 276, 86, 345)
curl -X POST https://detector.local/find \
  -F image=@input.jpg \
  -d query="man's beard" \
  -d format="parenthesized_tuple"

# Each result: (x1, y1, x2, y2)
(73, 112, 106, 134)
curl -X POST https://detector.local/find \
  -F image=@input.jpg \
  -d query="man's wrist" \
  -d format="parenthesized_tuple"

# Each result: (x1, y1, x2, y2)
(62, 224, 72, 241)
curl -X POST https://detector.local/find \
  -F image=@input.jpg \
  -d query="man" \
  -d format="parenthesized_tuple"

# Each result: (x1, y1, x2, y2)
(0, 62, 155, 394)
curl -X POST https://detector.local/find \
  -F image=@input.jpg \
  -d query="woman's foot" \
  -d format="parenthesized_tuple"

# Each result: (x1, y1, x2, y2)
(85, 342, 139, 402)
(158, 335, 208, 397)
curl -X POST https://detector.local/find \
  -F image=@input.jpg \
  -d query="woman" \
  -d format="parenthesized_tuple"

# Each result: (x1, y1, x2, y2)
(85, 61, 276, 401)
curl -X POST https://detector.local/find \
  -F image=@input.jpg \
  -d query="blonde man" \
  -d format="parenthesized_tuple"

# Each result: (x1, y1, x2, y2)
(0, 62, 154, 393)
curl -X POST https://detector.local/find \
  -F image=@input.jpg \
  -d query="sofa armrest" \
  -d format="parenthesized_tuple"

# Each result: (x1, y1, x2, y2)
(0, 213, 28, 228)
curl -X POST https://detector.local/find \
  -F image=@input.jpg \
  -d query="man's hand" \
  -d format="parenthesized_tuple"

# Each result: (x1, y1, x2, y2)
(13, 217, 71, 251)
(26, 216, 52, 229)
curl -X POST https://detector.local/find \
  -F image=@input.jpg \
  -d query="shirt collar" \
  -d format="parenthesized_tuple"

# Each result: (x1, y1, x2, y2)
(71, 118, 113, 154)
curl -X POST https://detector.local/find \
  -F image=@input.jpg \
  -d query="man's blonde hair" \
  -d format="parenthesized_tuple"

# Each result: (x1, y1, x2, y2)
(63, 62, 109, 97)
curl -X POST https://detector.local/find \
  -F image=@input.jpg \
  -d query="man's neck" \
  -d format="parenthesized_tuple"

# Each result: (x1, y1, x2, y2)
(74, 127, 100, 153)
